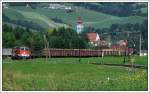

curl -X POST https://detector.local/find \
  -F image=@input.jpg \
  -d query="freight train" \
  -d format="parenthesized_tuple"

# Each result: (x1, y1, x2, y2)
(41, 48, 133, 57)
(2, 47, 133, 59)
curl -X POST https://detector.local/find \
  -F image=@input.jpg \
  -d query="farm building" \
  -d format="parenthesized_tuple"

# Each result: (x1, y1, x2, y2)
(87, 32, 100, 46)
(87, 32, 112, 47)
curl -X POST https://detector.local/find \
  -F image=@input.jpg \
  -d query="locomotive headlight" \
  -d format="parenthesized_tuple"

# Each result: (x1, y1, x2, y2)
(23, 54, 29, 56)
(19, 54, 29, 56)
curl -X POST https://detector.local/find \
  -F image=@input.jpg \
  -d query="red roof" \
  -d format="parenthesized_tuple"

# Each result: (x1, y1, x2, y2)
(87, 32, 99, 42)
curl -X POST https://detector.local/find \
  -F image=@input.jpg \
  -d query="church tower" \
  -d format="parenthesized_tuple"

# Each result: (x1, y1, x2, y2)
(76, 17, 84, 33)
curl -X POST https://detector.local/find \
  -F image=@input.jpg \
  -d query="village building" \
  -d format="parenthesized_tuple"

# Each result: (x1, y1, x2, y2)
(87, 32, 100, 46)
(117, 40, 128, 46)
(87, 32, 112, 47)
(47, 3, 72, 10)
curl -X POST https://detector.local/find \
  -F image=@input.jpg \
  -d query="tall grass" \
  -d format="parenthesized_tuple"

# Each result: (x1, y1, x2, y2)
(2, 56, 148, 90)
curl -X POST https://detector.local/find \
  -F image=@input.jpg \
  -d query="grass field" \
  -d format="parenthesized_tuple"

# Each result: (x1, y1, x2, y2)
(3, 56, 148, 91)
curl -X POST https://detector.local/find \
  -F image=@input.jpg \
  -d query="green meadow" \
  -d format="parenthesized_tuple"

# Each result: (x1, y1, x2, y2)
(3, 56, 148, 91)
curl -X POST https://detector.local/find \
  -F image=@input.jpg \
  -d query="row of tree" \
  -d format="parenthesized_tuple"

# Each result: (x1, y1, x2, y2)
(2, 24, 44, 50)
(3, 19, 148, 52)
(2, 24, 88, 51)
(47, 27, 87, 49)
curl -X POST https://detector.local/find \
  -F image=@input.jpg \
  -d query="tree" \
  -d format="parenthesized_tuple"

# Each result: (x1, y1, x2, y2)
(20, 31, 31, 46)
(141, 19, 148, 50)
(2, 32, 16, 48)
(47, 27, 87, 49)
(32, 33, 44, 50)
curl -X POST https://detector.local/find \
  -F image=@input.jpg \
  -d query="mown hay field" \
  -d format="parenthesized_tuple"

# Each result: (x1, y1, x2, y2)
(2, 56, 148, 91)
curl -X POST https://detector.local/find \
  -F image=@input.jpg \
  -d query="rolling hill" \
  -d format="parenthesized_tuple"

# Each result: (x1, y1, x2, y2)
(2, 3, 147, 31)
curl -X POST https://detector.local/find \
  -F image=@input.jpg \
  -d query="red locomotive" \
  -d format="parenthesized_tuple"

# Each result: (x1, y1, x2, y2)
(11, 46, 31, 59)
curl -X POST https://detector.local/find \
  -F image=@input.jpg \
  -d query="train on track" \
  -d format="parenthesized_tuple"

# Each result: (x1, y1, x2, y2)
(11, 46, 32, 59)
(41, 48, 133, 57)
(3, 46, 133, 59)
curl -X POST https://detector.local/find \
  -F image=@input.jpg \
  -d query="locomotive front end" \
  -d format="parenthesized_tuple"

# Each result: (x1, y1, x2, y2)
(18, 47, 31, 59)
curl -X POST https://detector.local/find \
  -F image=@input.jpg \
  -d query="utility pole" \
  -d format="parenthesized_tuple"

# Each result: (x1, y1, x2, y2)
(123, 44, 127, 64)
(43, 34, 48, 61)
(123, 32, 129, 64)
(139, 32, 141, 56)
(78, 35, 81, 63)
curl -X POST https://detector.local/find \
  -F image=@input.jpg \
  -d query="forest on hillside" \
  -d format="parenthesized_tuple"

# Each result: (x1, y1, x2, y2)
(2, 2, 148, 53)
(2, 18, 148, 52)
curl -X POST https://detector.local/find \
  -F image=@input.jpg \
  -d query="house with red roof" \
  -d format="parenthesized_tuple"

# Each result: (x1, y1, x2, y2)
(87, 32, 100, 46)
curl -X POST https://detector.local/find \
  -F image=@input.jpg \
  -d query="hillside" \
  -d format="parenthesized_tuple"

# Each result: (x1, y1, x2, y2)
(3, 7, 68, 31)
(2, 3, 147, 31)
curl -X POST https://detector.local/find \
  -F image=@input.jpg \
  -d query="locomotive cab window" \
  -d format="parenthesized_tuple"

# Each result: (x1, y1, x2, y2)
(20, 47, 29, 50)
